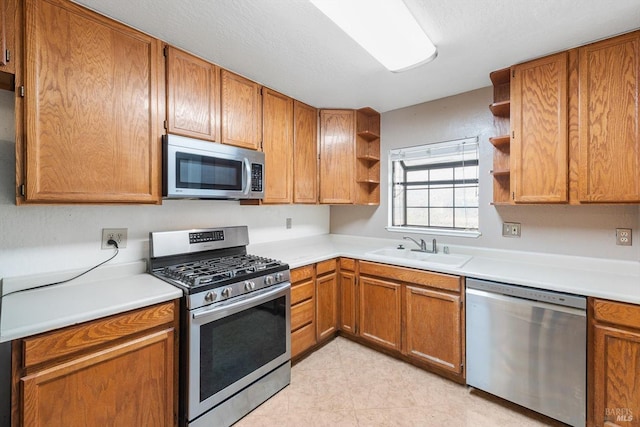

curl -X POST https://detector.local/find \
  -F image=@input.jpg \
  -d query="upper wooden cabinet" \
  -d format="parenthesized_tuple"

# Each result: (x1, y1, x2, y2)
(262, 88, 293, 204)
(220, 69, 262, 150)
(589, 298, 640, 426)
(165, 45, 220, 142)
(17, 0, 163, 203)
(511, 52, 569, 203)
(488, 68, 512, 205)
(293, 100, 318, 203)
(319, 108, 380, 205)
(0, 0, 16, 78)
(577, 31, 640, 202)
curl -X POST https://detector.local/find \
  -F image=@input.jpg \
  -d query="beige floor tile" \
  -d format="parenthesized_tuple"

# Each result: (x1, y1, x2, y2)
(237, 337, 565, 426)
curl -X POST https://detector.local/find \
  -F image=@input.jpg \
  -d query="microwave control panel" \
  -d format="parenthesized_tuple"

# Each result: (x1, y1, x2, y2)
(251, 164, 263, 192)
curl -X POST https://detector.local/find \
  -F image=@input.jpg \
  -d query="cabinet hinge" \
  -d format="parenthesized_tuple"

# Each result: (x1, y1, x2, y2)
(19, 184, 25, 197)
(512, 130, 515, 139)
(163, 120, 168, 129)
(163, 45, 168, 57)
(512, 69, 515, 78)
(512, 192, 515, 200)
(5, 49, 10, 63)
(19, 86, 25, 98)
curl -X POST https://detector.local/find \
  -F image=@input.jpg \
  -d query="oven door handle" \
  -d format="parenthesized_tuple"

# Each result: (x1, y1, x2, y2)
(192, 281, 290, 321)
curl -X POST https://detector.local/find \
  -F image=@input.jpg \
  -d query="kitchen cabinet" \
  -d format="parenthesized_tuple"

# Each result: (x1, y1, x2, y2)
(220, 69, 262, 150)
(316, 259, 338, 343)
(262, 88, 293, 204)
(11, 301, 179, 427)
(290, 265, 316, 359)
(488, 68, 512, 205)
(511, 52, 568, 203)
(404, 274, 463, 376)
(319, 108, 380, 205)
(589, 298, 640, 427)
(17, 0, 163, 204)
(338, 257, 357, 336)
(165, 45, 220, 142)
(293, 100, 318, 203)
(577, 31, 640, 202)
(0, 0, 16, 87)
(358, 261, 403, 352)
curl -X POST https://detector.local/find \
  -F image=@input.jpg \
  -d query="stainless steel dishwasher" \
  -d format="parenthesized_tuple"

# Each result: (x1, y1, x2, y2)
(466, 278, 586, 427)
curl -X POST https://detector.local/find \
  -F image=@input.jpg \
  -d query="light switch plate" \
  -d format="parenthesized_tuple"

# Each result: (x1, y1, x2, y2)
(502, 222, 521, 238)
(616, 228, 632, 246)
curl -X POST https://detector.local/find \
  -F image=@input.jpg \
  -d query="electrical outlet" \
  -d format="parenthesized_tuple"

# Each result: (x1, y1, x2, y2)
(502, 222, 521, 238)
(616, 228, 632, 246)
(286, 218, 292, 229)
(102, 228, 128, 249)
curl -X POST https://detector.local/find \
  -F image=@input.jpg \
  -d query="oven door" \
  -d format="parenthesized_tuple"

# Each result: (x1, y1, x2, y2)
(187, 281, 291, 422)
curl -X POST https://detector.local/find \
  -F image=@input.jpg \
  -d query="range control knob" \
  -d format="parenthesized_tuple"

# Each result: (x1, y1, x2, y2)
(204, 291, 216, 303)
(244, 281, 256, 291)
(264, 275, 274, 286)
(221, 287, 233, 298)
(276, 272, 284, 282)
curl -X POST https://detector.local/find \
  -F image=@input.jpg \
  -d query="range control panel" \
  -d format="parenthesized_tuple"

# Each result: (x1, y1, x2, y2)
(189, 230, 225, 244)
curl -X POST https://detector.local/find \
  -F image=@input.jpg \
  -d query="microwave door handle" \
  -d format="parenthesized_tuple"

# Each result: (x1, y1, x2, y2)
(243, 158, 251, 196)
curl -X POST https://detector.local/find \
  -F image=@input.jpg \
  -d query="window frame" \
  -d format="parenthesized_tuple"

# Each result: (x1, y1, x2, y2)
(386, 137, 481, 238)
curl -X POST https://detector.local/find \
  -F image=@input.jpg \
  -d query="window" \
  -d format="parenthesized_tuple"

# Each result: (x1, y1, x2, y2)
(387, 137, 480, 237)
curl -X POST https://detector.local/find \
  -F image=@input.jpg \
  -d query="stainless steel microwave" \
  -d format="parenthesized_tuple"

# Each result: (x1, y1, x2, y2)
(163, 134, 264, 200)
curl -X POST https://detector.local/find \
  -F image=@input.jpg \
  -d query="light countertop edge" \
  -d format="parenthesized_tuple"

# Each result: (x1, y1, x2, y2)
(248, 234, 640, 305)
(0, 260, 183, 343)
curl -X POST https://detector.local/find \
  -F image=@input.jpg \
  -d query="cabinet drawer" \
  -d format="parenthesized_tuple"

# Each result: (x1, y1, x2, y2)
(340, 257, 356, 271)
(291, 279, 314, 305)
(291, 299, 314, 331)
(291, 265, 314, 283)
(592, 298, 640, 330)
(317, 258, 337, 276)
(291, 322, 316, 358)
(21, 301, 176, 368)
(359, 261, 460, 292)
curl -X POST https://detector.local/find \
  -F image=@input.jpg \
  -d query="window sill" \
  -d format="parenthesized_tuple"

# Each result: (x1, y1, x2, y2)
(386, 226, 481, 238)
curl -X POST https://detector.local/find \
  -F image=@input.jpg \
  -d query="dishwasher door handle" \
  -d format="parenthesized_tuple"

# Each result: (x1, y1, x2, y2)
(466, 288, 586, 317)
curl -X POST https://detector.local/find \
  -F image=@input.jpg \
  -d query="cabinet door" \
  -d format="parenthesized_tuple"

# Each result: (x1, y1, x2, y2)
(293, 100, 318, 203)
(0, 0, 6, 67)
(220, 70, 261, 150)
(511, 52, 568, 203)
(316, 271, 338, 342)
(404, 285, 462, 375)
(21, 328, 175, 427)
(319, 109, 354, 204)
(0, 0, 15, 76)
(339, 269, 357, 335)
(358, 276, 401, 351)
(166, 46, 219, 141)
(22, 0, 162, 203)
(262, 88, 293, 204)
(578, 31, 640, 202)
(592, 324, 640, 427)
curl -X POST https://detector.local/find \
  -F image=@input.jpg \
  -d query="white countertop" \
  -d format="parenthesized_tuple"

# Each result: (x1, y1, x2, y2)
(248, 234, 640, 304)
(0, 260, 182, 342)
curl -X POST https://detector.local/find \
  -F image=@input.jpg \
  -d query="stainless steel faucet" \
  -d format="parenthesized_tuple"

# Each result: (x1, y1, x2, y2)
(403, 236, 437, 253)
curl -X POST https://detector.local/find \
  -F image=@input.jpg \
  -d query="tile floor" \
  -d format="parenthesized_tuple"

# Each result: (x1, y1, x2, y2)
(236, 337, 567, 427)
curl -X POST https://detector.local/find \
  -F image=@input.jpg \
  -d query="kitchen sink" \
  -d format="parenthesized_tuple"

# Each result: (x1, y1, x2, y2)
(366, 247, 472, 268)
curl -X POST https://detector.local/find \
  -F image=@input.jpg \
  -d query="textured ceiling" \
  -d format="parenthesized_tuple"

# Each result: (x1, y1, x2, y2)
(73, 0, 640, 112)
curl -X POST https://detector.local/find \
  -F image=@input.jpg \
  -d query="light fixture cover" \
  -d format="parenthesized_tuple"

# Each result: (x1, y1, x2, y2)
(310, 0, 437, 72)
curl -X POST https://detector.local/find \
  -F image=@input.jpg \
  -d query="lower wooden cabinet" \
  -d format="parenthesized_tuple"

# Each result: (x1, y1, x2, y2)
(358, 275, 402, 352)
(589, 298, 640, 427)
(338, 258, 357, 336)
(12, 301, 179, 427)
(316, 259, 338, 342)
(290, 265, 316, 358)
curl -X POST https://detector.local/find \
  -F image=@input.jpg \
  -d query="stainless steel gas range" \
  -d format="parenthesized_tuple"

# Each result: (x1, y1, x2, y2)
(149, 226, 291, 427)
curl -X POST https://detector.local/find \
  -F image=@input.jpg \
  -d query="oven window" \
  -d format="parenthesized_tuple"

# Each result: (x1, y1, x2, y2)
(176, 152, 242, 190)
(199, 295, 287, 401)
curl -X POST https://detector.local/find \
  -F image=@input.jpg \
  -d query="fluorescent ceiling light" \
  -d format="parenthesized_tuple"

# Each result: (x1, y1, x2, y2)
(310, 0, 437, 72)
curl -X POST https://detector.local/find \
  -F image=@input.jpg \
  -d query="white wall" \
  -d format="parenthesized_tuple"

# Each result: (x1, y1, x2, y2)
(331, 87, 640, 262)
(0, 90, 330, 278)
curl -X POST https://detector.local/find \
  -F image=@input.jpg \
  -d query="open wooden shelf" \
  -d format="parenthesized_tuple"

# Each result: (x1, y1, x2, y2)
(489, 135, 510, 148)
(489, 67, 512, 204)
(489, 101, 510, 117)
(357, 130, 380, 142)
(491, 169, 510, 177)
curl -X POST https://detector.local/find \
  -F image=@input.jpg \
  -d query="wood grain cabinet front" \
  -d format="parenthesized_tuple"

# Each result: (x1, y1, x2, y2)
(290, 265, 316, 359)
(338, 258, 357, 336)
(589, 298, 640, 427)
(293, 100, 318, 204)
(511, 51, 569, 203)
(262, 88, 293, 204)
(165, 45, 220, 142)
(17, 0, 163, 204)
(577, 31, 640, 202)
(12, 301, 179, 427)
(0, 0, 16, 77)
(220, 69, 262, 150)
(316, 259, 338, 343)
